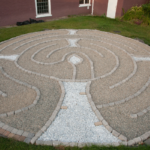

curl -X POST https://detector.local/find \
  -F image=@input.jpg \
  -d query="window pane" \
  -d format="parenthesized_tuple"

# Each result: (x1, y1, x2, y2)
(37, 0, 49, 14)
(85, 0, 89, 4)
(79, 0, 84, 4)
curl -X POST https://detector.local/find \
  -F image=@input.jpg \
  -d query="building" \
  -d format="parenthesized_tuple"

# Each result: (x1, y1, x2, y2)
(0, 0, 148, 27)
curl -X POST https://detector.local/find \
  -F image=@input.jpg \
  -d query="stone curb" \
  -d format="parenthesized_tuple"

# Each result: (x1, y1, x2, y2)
(0, 121, 34, 142)
(0, 30, 71, 52)
(67, 54, 83, 80)
(96, 77, 150, 110)
(85, 81, 150, 146)
(0, 67, 41, 118)
(130, 106, 150, 118)
(30, 80, 65, 144)
(85, 81, 126, 145)
(12, 31, 146, 86)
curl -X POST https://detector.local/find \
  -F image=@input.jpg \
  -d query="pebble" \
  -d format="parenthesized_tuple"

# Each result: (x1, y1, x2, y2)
(61, 106, 68, 109)
(38, 82, 120, 144)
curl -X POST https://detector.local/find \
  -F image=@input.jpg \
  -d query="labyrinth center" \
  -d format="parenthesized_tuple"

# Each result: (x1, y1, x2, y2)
(0, 29, 150, 145)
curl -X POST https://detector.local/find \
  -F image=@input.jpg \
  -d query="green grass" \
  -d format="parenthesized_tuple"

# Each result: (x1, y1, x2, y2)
(0, 137, 150, 150)
(0, 16, 150, 45)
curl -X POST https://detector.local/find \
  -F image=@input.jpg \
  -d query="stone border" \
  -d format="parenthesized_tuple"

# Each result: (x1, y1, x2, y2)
(82, 38, 138, 86)
(46, 46, 69, 59)
(28, 81, 127, 147)
(85, 81, 150, 146)
(31, 43, 57, 63)
(0, 67, 40, 117)
(96, 76, 150, 109)
(30, 80, 65, 144)
(14, 38, 100, 82)
(67, 54, 83, 80)
(15, 35, 133, 83)
(66, 52, 94, 80)
(15, 40, 97, 82)
(0, 29, 137, 84)
(86, 81, 128, 145)
(0, 32, 54, 52)
(90, 43, 119, 79)
(0, 30, 70, 52)
(0, 121, 35, 143)
(30, 81, 124, 147)
(32, 45, 69, 65)
(12, 30, 148, 114)
(133, 56, 150, 62)
(76, 29, 150, 54)
(130, 106, 150, 118)
(80, 46, 104, 58)
(1, 80, 150, 147)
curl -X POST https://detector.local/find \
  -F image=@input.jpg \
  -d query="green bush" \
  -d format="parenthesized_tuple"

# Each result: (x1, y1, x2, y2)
(142, 2, 150, 16)
(122, 6, 144, 20)
(121, 3, 150, 26)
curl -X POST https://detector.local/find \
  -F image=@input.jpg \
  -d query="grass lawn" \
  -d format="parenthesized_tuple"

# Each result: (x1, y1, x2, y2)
(0, 16, 150, 149)
(0, 16, 150, 45)
(0, 137, 150, 150)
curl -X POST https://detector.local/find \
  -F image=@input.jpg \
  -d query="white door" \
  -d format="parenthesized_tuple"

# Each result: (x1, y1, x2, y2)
(107, 0, 118, 19)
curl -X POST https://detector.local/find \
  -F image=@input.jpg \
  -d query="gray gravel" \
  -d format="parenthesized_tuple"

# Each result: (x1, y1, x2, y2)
(38, 82, 120, 144)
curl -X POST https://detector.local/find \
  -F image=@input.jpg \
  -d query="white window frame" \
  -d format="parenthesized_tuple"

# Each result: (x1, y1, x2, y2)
(79, 0, 91, 7)
(35, 0, 52, 18)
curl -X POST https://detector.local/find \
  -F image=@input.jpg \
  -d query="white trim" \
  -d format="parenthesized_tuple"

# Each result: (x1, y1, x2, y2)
(36, 14, 52, 18)
(79, 0, 91, 7)
(107, 0, 118, 19)
(35, 0, 52, 18)
(91, 0, 94, 15)
(79, 4, 91, 7)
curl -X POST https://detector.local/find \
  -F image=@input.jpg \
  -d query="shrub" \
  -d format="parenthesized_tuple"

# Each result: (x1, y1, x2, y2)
(122, 6, 144, 20)
(142, 2, 150, 16)
(121, 3, 150, 26)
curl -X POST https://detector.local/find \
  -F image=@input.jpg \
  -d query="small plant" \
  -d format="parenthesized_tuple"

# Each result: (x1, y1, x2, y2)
(100, 14, 106, 18)
(121, 3, 150, 26)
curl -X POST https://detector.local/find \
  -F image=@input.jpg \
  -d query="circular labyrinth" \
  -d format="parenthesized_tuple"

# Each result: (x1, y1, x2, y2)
(0, 29, 150, 146)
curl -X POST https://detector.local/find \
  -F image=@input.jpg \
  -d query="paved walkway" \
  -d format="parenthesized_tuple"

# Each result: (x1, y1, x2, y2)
(0, 29, 150, 146)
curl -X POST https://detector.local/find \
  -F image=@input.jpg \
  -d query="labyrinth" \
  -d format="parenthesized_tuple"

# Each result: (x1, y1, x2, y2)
(0, 29, 150, 146)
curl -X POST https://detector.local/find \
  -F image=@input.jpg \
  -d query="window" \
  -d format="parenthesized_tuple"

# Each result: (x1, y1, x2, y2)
(79, 0, 89, 4)
(79, 0, 91, 7)
(35, 0, 52, 18)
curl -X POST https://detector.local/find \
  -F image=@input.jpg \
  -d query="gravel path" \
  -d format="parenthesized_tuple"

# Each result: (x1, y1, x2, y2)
(38, 82, 120, 144)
